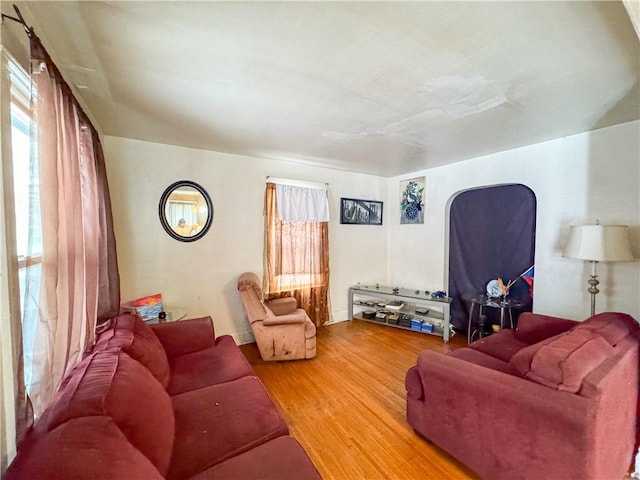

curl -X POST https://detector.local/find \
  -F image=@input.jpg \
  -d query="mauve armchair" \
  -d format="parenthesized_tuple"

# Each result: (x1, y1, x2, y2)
(237, 272, 316, 361)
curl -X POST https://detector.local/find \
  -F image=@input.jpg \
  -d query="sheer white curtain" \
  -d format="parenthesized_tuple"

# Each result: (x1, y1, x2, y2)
(0, 46, 30, 472)
(275, 184, 329, 222)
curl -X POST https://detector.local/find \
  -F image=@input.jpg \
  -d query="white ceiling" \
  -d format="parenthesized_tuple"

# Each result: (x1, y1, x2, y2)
(11, 1, 640, 176)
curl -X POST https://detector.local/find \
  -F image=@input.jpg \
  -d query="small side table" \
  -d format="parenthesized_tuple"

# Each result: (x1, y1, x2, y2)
(120, 301, 187, 324)
(145, 306, 187, 324)
(462, 294, 525, 344)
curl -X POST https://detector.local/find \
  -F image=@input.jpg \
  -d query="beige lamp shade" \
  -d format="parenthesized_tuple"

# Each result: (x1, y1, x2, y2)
(562, 224, 634, 262)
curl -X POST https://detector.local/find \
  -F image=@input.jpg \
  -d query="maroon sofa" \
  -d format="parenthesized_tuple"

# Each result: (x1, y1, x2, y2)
(5, 313, 321, 479)
(406, 312, 639, 480)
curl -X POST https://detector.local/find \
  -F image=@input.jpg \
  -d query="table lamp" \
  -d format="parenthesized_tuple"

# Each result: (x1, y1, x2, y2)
(562, 221, 634, 316)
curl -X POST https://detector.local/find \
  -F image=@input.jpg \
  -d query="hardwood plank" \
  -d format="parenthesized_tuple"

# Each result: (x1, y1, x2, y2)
(240, 320, 480, 479)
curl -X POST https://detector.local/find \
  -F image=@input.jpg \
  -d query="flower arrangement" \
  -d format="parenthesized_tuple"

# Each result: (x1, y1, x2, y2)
(498, 277, 517, 298)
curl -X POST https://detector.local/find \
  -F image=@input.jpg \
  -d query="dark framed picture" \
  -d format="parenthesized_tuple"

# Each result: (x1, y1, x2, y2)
(340, 198, 383, 225)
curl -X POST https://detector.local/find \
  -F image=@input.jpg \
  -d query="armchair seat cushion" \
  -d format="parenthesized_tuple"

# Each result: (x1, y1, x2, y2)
(262, 308, 307, 326)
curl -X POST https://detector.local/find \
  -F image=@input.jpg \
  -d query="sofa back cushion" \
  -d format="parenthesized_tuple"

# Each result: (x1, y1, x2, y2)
(572, 312, 639, 346)
(96, 313, 170, 388)
(5, 417, 163, 480)
(36, 349, 175, 476)
(510, 328, 615, 393)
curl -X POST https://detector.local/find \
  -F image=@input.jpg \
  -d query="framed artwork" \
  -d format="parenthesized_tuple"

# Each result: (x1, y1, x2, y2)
(340, 198, 383, 225)
(133, 293, 164, 321)
(400, 177, 425, 224)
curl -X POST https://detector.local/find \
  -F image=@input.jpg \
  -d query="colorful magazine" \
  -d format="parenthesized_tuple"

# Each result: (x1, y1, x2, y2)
(133, 293, 163, 321)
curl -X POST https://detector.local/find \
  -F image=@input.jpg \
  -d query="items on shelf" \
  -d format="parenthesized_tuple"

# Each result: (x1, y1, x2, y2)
(348, 284, 453, 342)
(386, 300, 404, 310)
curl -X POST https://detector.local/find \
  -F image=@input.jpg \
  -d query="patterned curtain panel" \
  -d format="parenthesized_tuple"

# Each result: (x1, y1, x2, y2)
(25, 34, 120, 416)
(264, 182, 330, 327)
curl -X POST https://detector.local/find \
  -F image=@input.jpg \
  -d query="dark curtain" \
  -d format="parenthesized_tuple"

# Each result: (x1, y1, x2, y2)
(448, 184, 536, 331)
(93, 129, 121, 324)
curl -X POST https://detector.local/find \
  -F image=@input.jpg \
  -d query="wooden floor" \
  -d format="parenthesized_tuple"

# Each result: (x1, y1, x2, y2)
(239, 320, 481, 480)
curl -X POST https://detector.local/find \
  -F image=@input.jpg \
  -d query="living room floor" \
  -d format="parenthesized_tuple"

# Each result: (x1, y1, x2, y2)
(240, 320, 480, 480)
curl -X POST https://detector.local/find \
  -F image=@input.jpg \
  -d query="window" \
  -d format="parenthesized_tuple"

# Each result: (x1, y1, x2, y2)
(264, 182, 331, 326)
(271, 221, 326, 289)
(9, 59, 41, 390)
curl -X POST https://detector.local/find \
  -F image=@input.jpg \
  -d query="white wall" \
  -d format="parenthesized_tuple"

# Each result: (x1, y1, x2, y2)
(387, 120, 640, 321)
(105, 120, 639, 343)
(103, 136, 388, 343)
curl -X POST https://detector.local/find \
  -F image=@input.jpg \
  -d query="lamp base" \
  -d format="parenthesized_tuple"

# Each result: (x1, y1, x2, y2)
(587, 261, 599, 317)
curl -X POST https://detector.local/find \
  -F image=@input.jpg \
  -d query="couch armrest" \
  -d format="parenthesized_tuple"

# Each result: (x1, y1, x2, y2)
(415, 350, 590, 422)
(150, 316, 216, 358)
(265, 297, 298, 316)
(412, 350, 593, 478)
(262, 312, 307, 326)
(515, 312, 577, 344)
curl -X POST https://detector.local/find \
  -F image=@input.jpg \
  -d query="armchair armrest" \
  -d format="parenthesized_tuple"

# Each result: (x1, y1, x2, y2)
(265, 297, 298, 316)
(150, 316, 216, 358)
(515, 312, 577, 344)
(263, 312, 307, 326)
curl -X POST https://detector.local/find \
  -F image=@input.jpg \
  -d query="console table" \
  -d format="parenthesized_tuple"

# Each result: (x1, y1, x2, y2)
(349, 284, 452, 342)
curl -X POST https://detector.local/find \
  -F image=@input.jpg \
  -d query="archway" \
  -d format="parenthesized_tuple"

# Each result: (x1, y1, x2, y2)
(447, 184, 536, 333)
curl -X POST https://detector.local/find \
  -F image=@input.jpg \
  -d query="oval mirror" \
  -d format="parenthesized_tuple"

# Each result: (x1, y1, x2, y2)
(159, 180, 213, 242)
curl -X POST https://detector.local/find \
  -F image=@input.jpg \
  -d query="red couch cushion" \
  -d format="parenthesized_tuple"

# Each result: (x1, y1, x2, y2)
(514, 313, 578, 345)
(192, 435, 321, 480)
(572, 312, 639, 346)
(450, 348, 513, 374)
(4, 417, 162, 480)
(467, 329, 530, 363)
(167, 335, 255, 395)
(36, 349, 175, 476)
(96, 313, 170, 388)
(510, 329, 615, 393)
(167, 376, 290, 479)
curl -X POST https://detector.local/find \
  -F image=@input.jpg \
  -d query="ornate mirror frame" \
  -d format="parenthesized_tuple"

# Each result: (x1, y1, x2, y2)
(159, 180, 213, 242)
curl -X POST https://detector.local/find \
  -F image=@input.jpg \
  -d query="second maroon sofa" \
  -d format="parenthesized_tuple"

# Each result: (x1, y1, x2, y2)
(6, 313, 321, 479)
(406, 311, 639, 480)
